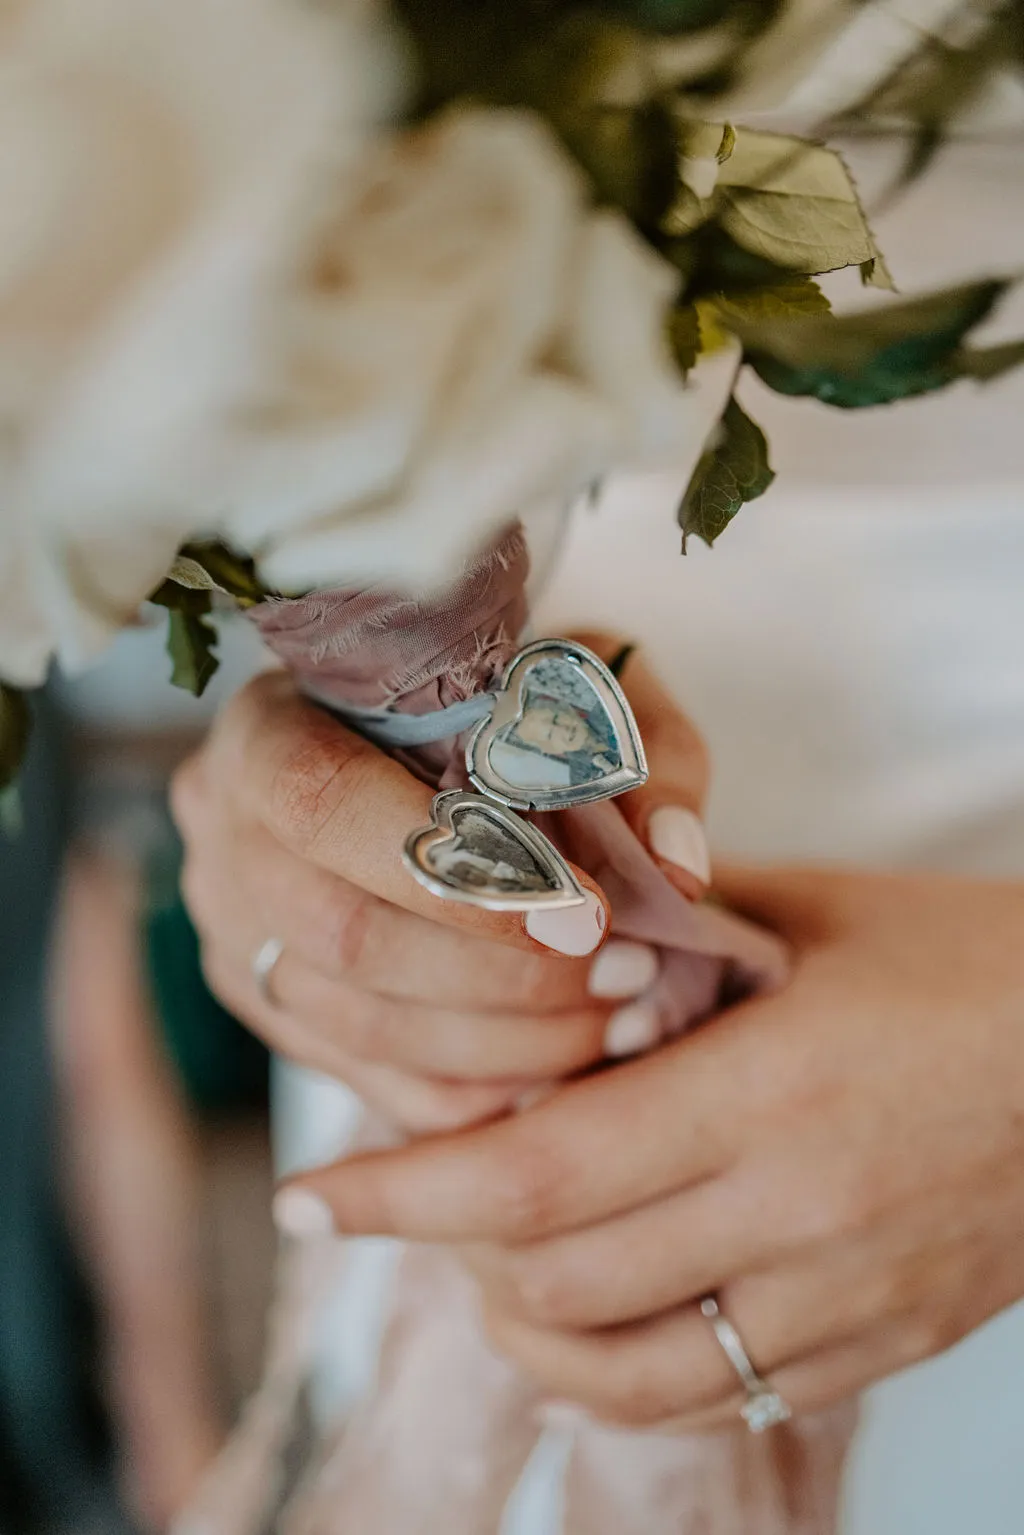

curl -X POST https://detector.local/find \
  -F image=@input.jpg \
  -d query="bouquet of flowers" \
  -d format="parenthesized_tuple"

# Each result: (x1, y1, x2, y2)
(1, 0, 1022, 1529)
(2, 0, 1022, 779)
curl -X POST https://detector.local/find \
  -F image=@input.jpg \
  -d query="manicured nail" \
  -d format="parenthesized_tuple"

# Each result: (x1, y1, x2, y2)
(604, 998, 661, 1058)
(647, 806, 711, 884)
(272, 1187, 334, 1238)
(526, 889, 606, 956)
(588, 939, 659, 999)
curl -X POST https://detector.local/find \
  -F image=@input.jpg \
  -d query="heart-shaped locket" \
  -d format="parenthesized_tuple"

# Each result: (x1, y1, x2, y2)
(467, 640, 648, 811)
(404, 790, 585, 911)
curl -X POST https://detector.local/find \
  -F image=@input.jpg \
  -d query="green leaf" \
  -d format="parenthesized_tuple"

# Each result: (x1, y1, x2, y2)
(149, 581, 221, 696)
(726, 278, 1022, 408)
(677, 225, 810, 293)
(165, 605, 220, 697)
(710, 129, 890, 283)
(0, 682, 31, 792)
(174, 541, 269, 608)
(167, 555, 223, 593)
(954, 336, 1024, 382)
(597, 0, 745, 33)
(667, 302, 703, 373)
(576, 97, 680, 228)
(679, 393, 774, 548)
(709, 275, 830, 323)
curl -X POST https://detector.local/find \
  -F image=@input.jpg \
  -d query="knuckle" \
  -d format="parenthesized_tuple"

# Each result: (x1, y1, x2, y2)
(787, 1166, 874, 1246)
(341, 993, 394, 1062)
(855, 1267, 906, 1330)
(827, 1167, 877, 1240)
(328, 884, 374, 976)
(895, 1316, 943, 1368)
(902, 1311, 961, 1364)
(505, 1252, 581, 1329)
(487, 1139, 567, 1242)
(268, 726, 376, 856)
(516, 953, 576, 1012)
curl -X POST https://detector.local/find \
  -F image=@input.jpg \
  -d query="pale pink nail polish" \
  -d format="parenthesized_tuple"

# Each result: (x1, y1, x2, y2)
(604, 998, 661, 1058)
(525, 889, 606, 956)
(589, 939, 659, 999)
(273, 1187, 334, 1238)
(647, 806, 711, 884)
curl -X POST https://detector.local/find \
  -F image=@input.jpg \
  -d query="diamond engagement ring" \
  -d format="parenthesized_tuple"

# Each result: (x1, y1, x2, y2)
(252, 937, 285, 1007)
(699, 1296, 792, 1434)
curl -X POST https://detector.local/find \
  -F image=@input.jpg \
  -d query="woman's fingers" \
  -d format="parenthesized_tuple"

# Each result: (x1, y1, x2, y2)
(219, 941, 612, 1081)
(481, 1226, 938, 1430)
(196, 943, 527, 1134)
(570, 633, 710, 894)
(464, 1176, 769, 1331)
(481, 1253, 880, 1429)
(175, 671, 608, 957)
(181, 816, 608, 1016)
(274, 1030, 739, 1245)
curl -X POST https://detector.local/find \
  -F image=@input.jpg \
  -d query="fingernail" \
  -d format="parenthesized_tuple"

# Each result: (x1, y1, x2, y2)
(272, 1187, 334, 1239)
(647, 806, 711, 884)
(526, 889, 606, 956)
(588, 939, 659, 999)
(604, 998, 661, 1058)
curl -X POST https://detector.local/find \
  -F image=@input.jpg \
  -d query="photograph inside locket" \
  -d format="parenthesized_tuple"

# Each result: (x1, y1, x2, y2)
(489, 659, 624, 790)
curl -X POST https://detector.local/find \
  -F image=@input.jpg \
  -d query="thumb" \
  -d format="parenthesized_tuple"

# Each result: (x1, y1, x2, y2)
(569, 632, 710, 899)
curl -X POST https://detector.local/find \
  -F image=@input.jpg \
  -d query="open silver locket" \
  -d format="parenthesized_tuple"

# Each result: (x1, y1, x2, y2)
(403, 639, 647, 910)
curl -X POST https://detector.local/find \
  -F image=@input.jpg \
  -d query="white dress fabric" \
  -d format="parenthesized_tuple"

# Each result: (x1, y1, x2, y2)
(277, 136, 1024, 1531)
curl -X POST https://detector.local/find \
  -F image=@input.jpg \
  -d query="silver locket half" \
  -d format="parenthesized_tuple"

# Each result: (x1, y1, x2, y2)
(466, 639, 647, 812)
(404, 789, 586, 912)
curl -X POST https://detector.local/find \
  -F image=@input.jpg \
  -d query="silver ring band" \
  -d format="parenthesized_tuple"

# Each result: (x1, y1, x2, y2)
(700, 1296, 792, 1433)
(252, 937, 285, 1007)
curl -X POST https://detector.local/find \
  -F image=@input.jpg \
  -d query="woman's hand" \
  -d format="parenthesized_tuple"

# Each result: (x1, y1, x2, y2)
(171, 640, 709, 1134)
(278, 865, 1024, 1425)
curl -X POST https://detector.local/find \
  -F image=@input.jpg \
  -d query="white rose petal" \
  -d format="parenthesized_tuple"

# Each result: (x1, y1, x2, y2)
(0, 0, 391, 682)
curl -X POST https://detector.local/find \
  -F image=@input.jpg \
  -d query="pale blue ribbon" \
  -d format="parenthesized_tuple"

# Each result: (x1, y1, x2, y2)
(308, 687, 496, 749)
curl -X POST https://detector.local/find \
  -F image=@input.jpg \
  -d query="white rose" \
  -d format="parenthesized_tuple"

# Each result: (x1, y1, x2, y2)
(238, 109, 733, 594)
(2, 13, 730, 686)
(0, 0, 390, 685)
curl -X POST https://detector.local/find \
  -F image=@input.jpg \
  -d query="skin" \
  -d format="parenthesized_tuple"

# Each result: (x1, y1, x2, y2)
(171, 635, 707, 1136)
(280, 864, 1024, 1429)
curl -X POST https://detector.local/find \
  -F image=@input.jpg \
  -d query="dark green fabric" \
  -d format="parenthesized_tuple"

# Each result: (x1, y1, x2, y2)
(144, 843, 269, 1113)
(0, 700, 126, 1534)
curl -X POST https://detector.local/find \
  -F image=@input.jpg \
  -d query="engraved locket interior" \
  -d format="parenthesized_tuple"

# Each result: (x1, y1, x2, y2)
(403, 790, 586, 911)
